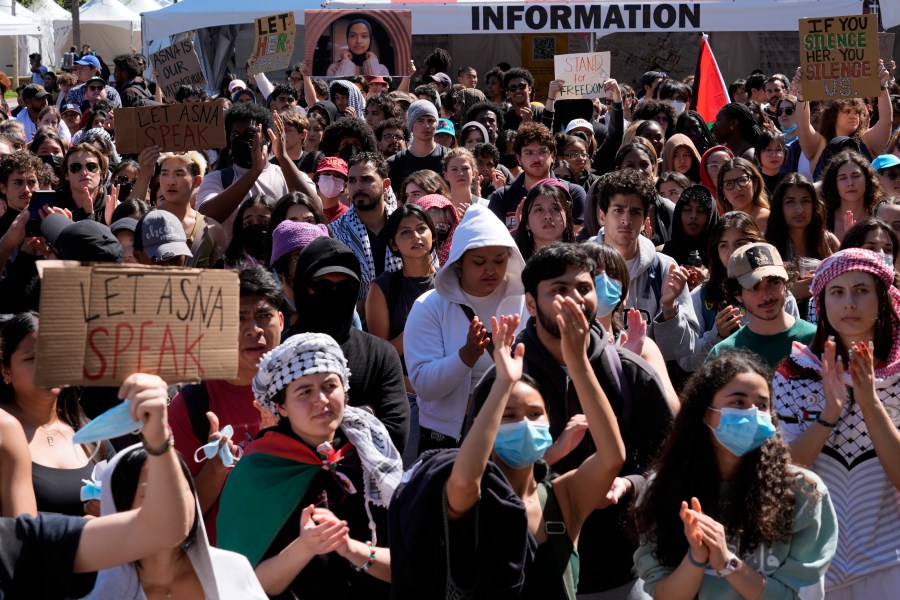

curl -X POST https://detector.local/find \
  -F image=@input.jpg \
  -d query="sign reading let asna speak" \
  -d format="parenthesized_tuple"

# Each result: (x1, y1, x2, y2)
(35, 264, 239, 387)
(553, 52, 611, 100)
(114, 103, 226, 155)
(799, 14, 881, 101)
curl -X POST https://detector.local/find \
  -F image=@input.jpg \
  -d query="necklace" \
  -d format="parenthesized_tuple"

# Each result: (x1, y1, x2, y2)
(140, 553, 191, 599)
(38, 422, 64, 446)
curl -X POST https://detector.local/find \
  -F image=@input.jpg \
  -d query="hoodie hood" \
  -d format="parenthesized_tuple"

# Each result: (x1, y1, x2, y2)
(310, 100, 340, 126)
(329, 80, 366, 117)
(662, 188, 720, 265)
(292, 237, 362, 343)
(661, 134, 702, 178)
(87, 443, 221, 600)
(434, 204, 525, 303)
(700, 144, 734, 207)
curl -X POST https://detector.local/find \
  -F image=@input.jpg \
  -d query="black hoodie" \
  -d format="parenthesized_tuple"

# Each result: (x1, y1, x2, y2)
(288, 237, 409, 452)
(309, 100, 340, 127)
(661, 191, 720, 266)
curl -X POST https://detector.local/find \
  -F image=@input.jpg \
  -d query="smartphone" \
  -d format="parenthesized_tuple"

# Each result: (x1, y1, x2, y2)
(26, 191, 57, 237)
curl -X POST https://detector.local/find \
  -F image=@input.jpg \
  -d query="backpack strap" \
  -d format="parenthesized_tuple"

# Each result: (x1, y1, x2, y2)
(219, 166, 235, 190)
(180, 382, 211, 444)
(537, 482, 577, 600)
(603, 342, 631, 443)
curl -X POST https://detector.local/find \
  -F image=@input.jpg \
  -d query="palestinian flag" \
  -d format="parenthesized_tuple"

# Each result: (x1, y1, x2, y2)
(691, 33, 729, 126)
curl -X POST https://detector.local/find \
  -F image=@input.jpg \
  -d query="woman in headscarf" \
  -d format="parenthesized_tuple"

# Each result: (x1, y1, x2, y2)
(217, 333, 404, 600)
(327, 19, 390, 77)
(329, 80, 367, 119)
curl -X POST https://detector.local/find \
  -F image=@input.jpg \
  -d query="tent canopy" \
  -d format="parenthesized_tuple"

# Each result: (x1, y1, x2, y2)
(54, 0, 140, 60)
(0, 10, 41, 36)
(122, 0, 163, 17)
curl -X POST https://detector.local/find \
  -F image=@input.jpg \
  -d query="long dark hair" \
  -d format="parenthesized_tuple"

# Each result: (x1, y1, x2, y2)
(704, 212, 764, 308)
(0, 312, 107, 461)
(765, 173, 833, 261)
(582, 242, 630, 335)
(515, 183, 576, 261)
(223, 194, 276, 265)
(662, 185, 719, 266)
(635, 350, 812, 567)
(271, 191, 326, 231)
(716, 157, 769, 212)
(820, 150, 883, 230)
(384, 203, 438, 257)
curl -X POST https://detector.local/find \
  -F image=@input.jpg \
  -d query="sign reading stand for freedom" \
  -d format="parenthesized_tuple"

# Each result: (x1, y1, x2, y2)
(553, 52, 611, 100)
(249, 12, 296, 75)
(799, 14, 881, 101)
(35, 263, 239, 387)
(114, 103, 226, 155)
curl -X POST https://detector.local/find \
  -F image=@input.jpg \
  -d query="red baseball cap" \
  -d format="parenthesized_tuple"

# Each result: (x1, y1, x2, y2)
(366, 76, 388, 85)
(316, 156, 348, 176)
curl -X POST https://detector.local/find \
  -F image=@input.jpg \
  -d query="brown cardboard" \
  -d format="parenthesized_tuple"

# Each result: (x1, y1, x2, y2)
(799, 14, 881, 101)
(304, 10, 412, 77)
(249, 12, 296, 75)
(114, 103, 226, 155)
(152, 40, 206, 102)
(35, 264, 239, 386)
(879, 33, 896, 65)
(554, 52, 611, 100)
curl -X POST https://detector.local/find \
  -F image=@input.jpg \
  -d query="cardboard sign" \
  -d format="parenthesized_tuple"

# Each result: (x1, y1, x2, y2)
(553, 52, 611, 100)
(799, 14, 881, 101)
(114, 103, 226, 155)
(249, 12, 296, 75)
(304, 10, 413, 77)
(152, 40, 206, 102)
(879, 32, 895, 65)
(35, 264, 239, 387)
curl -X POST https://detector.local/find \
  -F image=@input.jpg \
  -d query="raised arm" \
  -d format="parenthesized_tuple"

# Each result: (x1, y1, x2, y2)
(268, 111, 323, 210)
(74, 374, 193, 573)
(860, 62, 894, 155)
(553, 296, 625, 528)
(446, 315, 523, 520)
(197, 125, 267, 222)
(791, 68, 826, 163)
(0, 408, 37, 518)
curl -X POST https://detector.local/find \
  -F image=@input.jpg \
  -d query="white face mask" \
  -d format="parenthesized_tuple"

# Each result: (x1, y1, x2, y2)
(671, 100, 686, 116)
(317, 174, 344, 198)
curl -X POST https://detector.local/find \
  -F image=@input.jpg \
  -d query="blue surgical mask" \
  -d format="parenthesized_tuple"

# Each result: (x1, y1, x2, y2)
(595, 273, 623, 318)
(494, 419, 553, 469)
(876, 250, 894, 268)
(707, 407, 776, 456)
(671, 100, 686, 115)
(781, 123, 798, 136)
(193, 424, 241, 467)
(73, 400, 142, 444)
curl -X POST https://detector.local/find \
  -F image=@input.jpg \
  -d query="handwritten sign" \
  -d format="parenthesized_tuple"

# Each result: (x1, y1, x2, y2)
(553, 52, 611, 100)
(799, 14, 881, 101)
(152, 40, 206, 102)
(35, 264, 239, 387)
(879, 32, 895, 66)
(114, 103, 226, 155)
(250, 12, 296, 75)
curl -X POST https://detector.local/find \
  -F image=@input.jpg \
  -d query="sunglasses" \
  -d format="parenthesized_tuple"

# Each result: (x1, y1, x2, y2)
(776, 107, 794, 117)
(114, 175, 136, 186)
(507, 83, 528, 92)
(87, 86, 104, 92)
(69, 161, 100, 174)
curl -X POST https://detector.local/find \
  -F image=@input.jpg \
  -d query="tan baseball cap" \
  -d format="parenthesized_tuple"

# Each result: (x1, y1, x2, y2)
(727, 242, 788, 289)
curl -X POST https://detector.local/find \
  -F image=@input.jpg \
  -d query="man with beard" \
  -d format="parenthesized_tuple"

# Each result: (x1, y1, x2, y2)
(708, 242, 814, 368)
(330, 152, 403, 320)
(594, 168, 700, 362)
(375, 118, 408, 160)
(487, 122, 585, 233)
(473, 242, 673, 598)
(288, 236, 409, 452)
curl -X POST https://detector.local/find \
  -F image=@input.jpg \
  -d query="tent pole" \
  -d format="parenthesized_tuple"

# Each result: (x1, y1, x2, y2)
(12, 0, 19, 89)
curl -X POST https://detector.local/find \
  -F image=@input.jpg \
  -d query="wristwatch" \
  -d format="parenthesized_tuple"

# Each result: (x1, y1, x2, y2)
(716, 554, 741, 577)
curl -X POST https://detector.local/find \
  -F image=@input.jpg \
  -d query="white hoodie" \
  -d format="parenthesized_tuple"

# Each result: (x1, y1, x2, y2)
(405, 204, 527, 439)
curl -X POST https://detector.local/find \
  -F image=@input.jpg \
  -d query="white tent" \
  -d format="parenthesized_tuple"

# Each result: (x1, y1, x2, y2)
(54, 0, 141, 62)
(0, 3, 43, 78)
(123, 0, 163, 17)
(0, 10, 39, 36)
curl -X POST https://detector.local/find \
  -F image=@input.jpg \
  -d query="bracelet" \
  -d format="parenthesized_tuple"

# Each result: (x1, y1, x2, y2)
(351, 541, 376, 572)
(815, 415, 838, 429)
(142, 428, 174, 456)
(662, 306, 678, 318)
(686, 549, 708, 568)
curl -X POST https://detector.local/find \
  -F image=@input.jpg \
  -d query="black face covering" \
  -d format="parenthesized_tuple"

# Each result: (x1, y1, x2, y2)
(500, 154, 518, 170)
(338, 145, 361, 162)
(230, 132, 256, 169)
(302, 279, 359, 342)
(242, 223, 270, 261)
(39, 154, 63, 178)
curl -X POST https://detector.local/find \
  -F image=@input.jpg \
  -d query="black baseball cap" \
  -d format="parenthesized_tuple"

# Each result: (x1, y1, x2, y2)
(41, 213, 123, 262)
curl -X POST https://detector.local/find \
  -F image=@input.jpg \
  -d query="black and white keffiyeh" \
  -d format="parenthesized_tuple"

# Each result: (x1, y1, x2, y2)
(253, 333, 351, 414)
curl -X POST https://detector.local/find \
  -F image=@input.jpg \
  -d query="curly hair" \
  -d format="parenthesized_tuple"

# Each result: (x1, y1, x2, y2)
(631, 99, 678, 138)
(224, 102, 275, 143)
(820, 150, 883, 230)
(513, 122, 555, 155)
(818, 98, 868, 142)
(0, 151, 43, 185)
(502, 67, 535, 90)
(719, 102, 763, 145)
(594, 167, 657, 215)
(319, 117, 377, 157)
(365, 93, 401, 121)
(465, 102, 505, 135)
(515, 182, 576, 260)
(634, 350, 811, 567)
(704, 212, 764, 307)
(765, 173, 833, 262)
(716, 157, 769, 212)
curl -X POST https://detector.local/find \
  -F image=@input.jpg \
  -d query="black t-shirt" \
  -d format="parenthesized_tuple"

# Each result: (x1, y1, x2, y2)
(0, 514, 97, 599)
(366, 227, 390, 277)
(386, 145, 449, 196)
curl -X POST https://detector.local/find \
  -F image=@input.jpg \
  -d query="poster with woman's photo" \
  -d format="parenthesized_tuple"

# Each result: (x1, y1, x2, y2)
(304, 10, 412, 77)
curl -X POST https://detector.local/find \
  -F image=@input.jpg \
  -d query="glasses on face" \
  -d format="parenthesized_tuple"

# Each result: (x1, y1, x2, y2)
(87, 86, 104, 92)
(69, 161, 100, 174)
(522, 149, 551, 159)
(507, 83, 528, 92)
(763, 149, 785, 157)
(114, 175, 136, 185)
(564, 151, 587, 160)
(776, 107, 794, 117)
(722, 175, 752, 190)
(382, 134, 405, 142)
